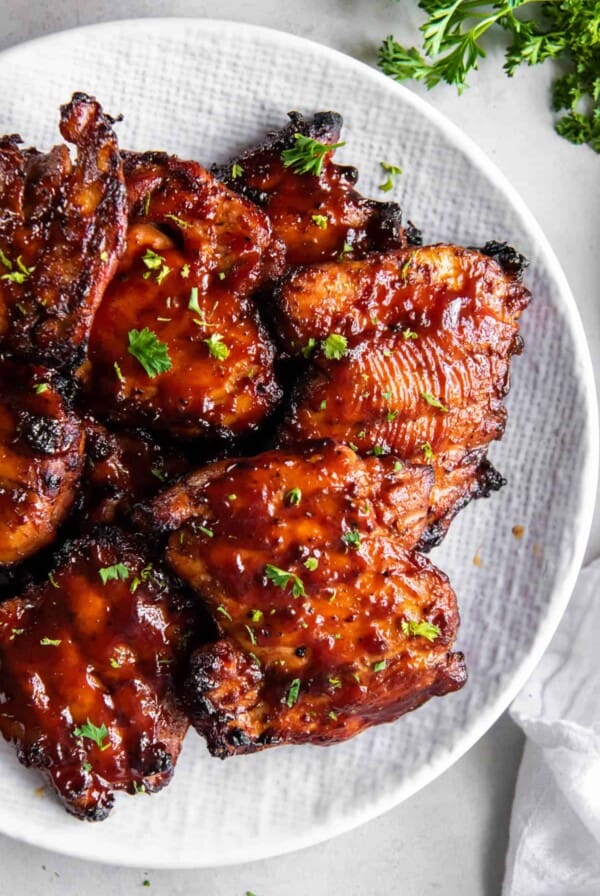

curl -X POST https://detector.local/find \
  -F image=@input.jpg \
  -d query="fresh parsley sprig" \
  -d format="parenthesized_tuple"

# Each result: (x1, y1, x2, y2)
(378, 0, 600, 152)
(281, 133, 346, 176)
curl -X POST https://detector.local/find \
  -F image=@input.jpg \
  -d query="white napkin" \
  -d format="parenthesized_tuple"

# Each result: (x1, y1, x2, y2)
(503, 558, 600, 895)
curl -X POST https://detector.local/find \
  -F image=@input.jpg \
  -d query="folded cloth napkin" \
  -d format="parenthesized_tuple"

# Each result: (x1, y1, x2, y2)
(503, 558, 600, 896)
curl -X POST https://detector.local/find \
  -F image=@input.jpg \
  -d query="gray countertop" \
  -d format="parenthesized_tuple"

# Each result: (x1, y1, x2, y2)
(0, 2, 597, 893)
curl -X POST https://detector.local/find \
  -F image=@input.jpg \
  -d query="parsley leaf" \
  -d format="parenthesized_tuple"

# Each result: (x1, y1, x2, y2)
(281, 133, 346, 176)
(304, 557, 319, 571)
(341, 528, 361, 549)
(402, 618, 441, 641)
(421, 441, 435, 461)
(372, 659, 387, 672)
(128, 328, 172, 378)
(265, 564, 306, 598)
(378, 0, 600, 152)
(285, 487, 302, 505)
(322, 333, 348, 360)
(421, 391, 448, 412)
(99, 563, 130, 585)
(311, 214, 329, 229)
(286, 678, 301, 707)
(40, 637, 62, 646)
(204, 332, 230, 361)
(231, 162, 244, 179)
(73, 719, 110, 751)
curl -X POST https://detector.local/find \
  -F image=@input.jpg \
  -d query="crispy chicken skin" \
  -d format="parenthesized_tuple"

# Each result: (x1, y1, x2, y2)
(0, 361, 84, 567)
(0, 93, 126, 371)
(76, 419, 191, 528)
(279, 244, 530, 545)
(0, 528, 195, 820)
(136, 442, 465, 756)
(213, 111, 413, 277)
(85, 150, 281, 439)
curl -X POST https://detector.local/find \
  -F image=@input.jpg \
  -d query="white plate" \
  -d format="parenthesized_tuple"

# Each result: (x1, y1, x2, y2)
(0, 17, 596, 870)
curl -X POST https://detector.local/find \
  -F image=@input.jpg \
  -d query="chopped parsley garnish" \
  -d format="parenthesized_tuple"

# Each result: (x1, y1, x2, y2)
(151, 468, 166, 482)
(341, 528, 361, 549)
(265, 564, 305, 598)
(109, 657, 121, 669)
(128, 328, 172, 377)
(0, 253, 34, 284)
(48, 573, 59, 589)
(386, 410, 399, 422)
(216, 605, 232, 621)
(218, 271, 226, 280)
(339, 241, 353, 258)
(73, 719, 110, 751)
(231, 162, 244, 179)
(322, 333, 348, 360)
(379, 161, 403, 192)
(372, 659, 387, 672)
(281, 133, 345, 176)
(421, 391, 448, 412)
(285, 487, 302, 506)
(180, 263, 190, 279)
(227, 494, 237, 501)
(114, 361, 125, 382)
(199, 526, 214, 538)
(329, 711, 338, 721)
(250, 609, 263, 623)
(82, 762, 92, 773)
(421, 441, 435, 461)
(370, 444, 387, 457)
(100, 250, 109, 262)
(165, 213, 190, 229)
(141, 248, 171, 284)
(40, 637, 62, 646)
(99, 563, 130, 585)
(204, 332, 230, 361)
(188, 286, 201, 314)
(401, 619, 441, 641)
(304, 557, 319, 571)
(143, 192, 151, 216)
(302, 337, 316, 359)
(328, 676, 342, 689)
(319, 399, 327, 410)
(244, 624, 257, 646)
(403, 328, 418, 340)
(382, 389, 393, 401)
(311, 214, 328, 229)
(34, 383, 50, 394)
(286, 678, 301, 707)
(393, 460, 403, 472)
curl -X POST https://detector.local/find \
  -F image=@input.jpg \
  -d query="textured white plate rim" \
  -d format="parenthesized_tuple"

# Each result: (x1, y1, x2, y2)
(0, 16, 597, 870)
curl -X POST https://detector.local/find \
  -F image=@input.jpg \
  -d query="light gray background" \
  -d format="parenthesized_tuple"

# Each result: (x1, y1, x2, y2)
(0, 2, 597, 894)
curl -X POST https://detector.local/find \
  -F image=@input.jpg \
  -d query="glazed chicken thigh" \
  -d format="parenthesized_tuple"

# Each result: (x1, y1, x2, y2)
(85, 149, 281, 440)
(0, 528, 196, 820)
(213, 111, 414, 277)
(0, 360, 84, 567)
(278, 244, 530, 544)
(137, 442, 466, 757)
(0, 93, 126, 371)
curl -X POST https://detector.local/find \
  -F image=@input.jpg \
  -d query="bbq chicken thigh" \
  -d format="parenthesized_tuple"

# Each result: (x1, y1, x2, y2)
(0, 93, 126, 371)
(137, 442, 466, 757)
(278, 244, 530, 545)
(213, 111, 413, 277)
(0, 361, 84, 567)
(0, 528, 196, 820)
(85, 149, 281, 440)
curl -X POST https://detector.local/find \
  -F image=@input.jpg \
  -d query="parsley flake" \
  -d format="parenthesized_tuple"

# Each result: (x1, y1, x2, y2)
(341, 528, 361, 549)
(403, 328, 418, 340)
(73, 719, 110, 751)
(286, 678, 301, 707)
(311, 214, 328, 229)
(141, 248, 171, 284)
(204, 332, 230, 361)
(372, 659, 387, 672)
(128, 328, 172, 378)
(281, 133, 346, 176)
(114, 361, 125, 382)
(379, 161, 402, 192)
(265, 564, 305, 598)
(188, 287, 201, 314)
(421, 442, 435, 461)
(99, 563, 130, 585)
(34, 383, 50, 395)
(216, 605, 232, 621)
(285, 487, 302, 506)
(250, 609, 264, 623)
(304, 557, 319, 571)
(180, 263, 190, 279)
(322, 333, 348, 360)
(199, 526, 214, 538)
(231, 162, 244, 179)
(40, 637, 62, 646)
(402, 619, 441, 641)
(165, 213, 190, 229)
(0, 254, 34, 284)
(421, 391, 448, 412)
(302, 337, 316, 359)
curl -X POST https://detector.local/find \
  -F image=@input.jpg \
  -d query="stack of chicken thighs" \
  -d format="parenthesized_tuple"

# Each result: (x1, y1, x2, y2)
(0, 94, 530, 820)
